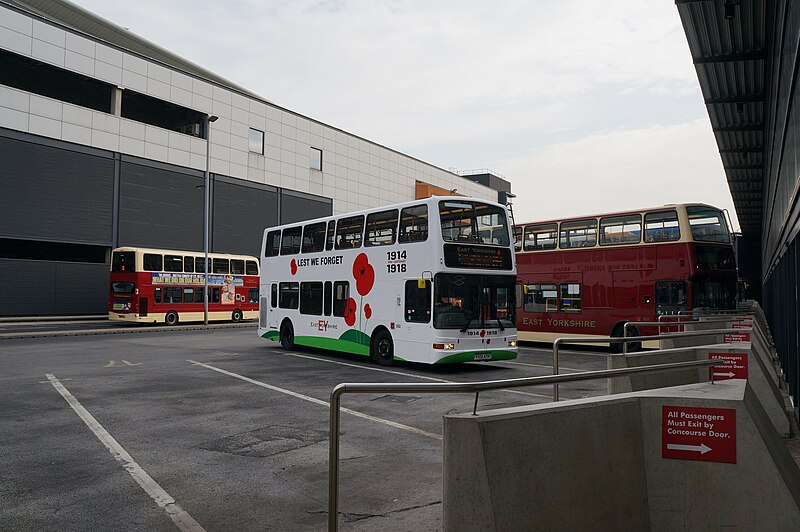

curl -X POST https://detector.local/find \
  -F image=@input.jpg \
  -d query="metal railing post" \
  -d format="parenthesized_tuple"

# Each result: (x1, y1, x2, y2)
(553, 339, 560, 401)
(329, 384, 344, 532)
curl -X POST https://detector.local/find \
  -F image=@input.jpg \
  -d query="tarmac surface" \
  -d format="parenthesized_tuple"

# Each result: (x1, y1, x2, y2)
(0, 324, 609, 531)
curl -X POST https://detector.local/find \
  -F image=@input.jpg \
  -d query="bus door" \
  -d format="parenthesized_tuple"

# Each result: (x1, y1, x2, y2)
(268, 283, 278, 329)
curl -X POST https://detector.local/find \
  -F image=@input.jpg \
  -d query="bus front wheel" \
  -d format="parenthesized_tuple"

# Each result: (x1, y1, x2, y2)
(232, 309, 243, 322)
(371, 329, 395, 366)
(165, 311, 179, 326)
(280, 320, 294, 349)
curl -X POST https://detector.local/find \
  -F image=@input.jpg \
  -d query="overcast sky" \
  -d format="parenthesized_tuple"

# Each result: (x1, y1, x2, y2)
(70, 0, 739, 230)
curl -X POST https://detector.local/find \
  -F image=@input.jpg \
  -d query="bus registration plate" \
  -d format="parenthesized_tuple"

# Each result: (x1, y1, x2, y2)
(473, 353, 492, 361)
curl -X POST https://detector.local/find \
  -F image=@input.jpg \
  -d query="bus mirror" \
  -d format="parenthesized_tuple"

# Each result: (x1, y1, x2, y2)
(418, 278, 426, 289)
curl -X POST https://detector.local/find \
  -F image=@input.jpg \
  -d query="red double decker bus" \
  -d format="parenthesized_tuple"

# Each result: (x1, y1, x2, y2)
(514, 203, 737, 347)
(108, 247, 260, 325)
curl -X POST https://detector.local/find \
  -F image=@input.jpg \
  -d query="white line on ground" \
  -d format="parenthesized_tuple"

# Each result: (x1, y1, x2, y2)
(284, 352, 551, 399)
(45, 374, 205, 532)
(187, 360, 442, 441)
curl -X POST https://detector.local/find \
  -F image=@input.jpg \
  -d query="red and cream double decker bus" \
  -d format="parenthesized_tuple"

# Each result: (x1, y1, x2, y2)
(514, 203, 737, 347)
(108, 247, 260, 325)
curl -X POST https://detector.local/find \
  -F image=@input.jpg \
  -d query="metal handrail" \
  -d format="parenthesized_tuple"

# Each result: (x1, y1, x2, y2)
(552, 328, 749, 400)
(657, 314, 752, 323)
(327, 359, 723, 531)
(625, 317, 753, 337)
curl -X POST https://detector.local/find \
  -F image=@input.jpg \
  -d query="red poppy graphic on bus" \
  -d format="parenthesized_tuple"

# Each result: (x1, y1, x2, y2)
(343, 297, 357, 326)
(353, 253, 375, 296)
(364, 303, 372, 319)
(290, 259, 298, 275)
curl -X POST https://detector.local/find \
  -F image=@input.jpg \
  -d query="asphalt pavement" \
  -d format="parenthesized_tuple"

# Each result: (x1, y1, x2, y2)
(0, 326, 608, 531)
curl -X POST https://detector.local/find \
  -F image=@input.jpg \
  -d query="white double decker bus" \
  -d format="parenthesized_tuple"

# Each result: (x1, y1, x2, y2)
(258, 196, 517, 365)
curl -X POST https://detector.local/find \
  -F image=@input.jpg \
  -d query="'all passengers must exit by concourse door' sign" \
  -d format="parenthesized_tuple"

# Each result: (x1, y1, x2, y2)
(662, 405, 736, 463)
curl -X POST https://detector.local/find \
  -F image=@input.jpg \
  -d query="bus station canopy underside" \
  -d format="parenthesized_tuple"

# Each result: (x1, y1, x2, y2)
(677, 0, 771, 236)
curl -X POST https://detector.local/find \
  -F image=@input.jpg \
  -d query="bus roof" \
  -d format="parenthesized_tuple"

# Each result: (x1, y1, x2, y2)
(112, 246, 258, 261)
(263, 195, 507, 233)
(514, 202, 725, 227)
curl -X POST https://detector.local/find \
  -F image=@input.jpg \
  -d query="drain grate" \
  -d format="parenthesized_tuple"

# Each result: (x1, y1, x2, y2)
(200, 425, 327, 458)
(371, 394, 421, 404)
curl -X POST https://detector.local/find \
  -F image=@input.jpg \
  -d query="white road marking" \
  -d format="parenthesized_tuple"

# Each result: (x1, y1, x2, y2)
(188, 360, 442, 441)
(46, 374, 205, 532)
(285, 352, 551, 399)
(212, 351, 238, 357)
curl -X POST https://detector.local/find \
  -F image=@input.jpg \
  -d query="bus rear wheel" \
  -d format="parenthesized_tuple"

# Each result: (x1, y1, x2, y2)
(232, 309, 243, 322)
(165, 311, 179, 326)
(280, 320, 294, 349)
(371, 329, 395, 366)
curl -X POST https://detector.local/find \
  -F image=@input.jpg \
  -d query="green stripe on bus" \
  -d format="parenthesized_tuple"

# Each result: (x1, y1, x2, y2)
(294, 335, 370, 356)
(262, 330, 280, 341)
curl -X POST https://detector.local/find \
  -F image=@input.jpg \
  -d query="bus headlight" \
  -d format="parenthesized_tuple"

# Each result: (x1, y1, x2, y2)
(433, 343, 455, 350)
(508, 340, 518, 347)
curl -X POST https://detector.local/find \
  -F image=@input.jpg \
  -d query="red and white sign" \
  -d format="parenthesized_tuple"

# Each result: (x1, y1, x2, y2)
(731, 322, 750, 329)
(724, 332, 751, 343)
(708, 352, 748, 380)
(662, 406, 736, 463)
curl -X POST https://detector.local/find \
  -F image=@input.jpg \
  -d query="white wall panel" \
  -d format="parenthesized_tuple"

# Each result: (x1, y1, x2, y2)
(31, 39, 64, 66)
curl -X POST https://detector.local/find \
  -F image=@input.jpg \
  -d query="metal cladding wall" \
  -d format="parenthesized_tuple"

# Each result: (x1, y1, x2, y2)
(0, 259, 108, 315)
(0, 133, 114, 244)
(214, 177, 279, 258)
(118, 158, 205, 251)
(761, 0, 800, 416)
(0, 130, 331, 316)
(279, 189, 334, 225)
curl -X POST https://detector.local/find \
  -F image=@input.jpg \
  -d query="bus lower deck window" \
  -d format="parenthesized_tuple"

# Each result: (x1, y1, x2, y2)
(332, 281, 349, 316)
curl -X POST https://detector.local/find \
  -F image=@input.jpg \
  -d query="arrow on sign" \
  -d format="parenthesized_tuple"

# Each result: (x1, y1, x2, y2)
(667, 443, 712, 454)
(713, 372, 737, 378)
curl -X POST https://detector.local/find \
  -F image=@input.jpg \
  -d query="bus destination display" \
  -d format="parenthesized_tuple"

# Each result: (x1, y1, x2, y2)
(444, 244, 513, 270)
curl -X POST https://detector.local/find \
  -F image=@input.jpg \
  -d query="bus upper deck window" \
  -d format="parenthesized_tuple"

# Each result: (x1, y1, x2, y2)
(143, 253, 163, 271)
(687, 206, 730, 243)
(213, 258, 229, 274)
(365, 209, 399, 247)
(302, 222, 327, 253)
(164, 254, 183, 272)
(265, 230, 281, 257)
(523, 224, 557, 251)
(246, 260, 259, 275)
(644, 211, 680, 243)
(230, 259, 244, 275)
(599, 215, 641, 245)
(335, 216, 364, 250)
(326, 220, 336, 251)
(281, 227, 302, 255)
(398, 205, 428, 243)
(559, 219, 597, 249)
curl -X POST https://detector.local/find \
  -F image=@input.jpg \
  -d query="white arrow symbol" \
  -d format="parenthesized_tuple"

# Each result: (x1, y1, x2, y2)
(667, 443, 712, 454)
(713, 372, 736, 378)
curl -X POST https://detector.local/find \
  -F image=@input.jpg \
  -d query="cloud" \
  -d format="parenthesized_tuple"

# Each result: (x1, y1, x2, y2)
(498, 119, 740, 231)
(70, 0, 734, 231)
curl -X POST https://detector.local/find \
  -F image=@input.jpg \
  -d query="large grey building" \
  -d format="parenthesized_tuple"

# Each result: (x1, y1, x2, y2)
(0, 0, 504, 316)
(678, 0, 800, 414)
